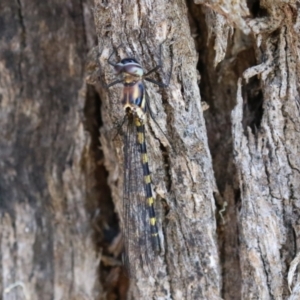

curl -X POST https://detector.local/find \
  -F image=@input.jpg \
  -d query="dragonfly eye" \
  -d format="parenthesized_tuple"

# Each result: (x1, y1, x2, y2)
(114, 64, 124, 74)
(114, 61, 143, 76)
(121, 58, 139, 64)
(123, 65, 143, 76)
(117, 58, 144, 76)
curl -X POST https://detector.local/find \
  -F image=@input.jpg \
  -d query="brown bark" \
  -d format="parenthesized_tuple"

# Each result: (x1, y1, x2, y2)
(1, 0, 300, 299)
(0, 0, 101, 299)
(194, 1, 300, 299)
(92, 0, 220, 299)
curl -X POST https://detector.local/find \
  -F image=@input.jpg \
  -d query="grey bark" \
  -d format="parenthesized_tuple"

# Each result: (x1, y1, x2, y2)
(92, 0, 220, 299)
(1, 0, 300, 299)
(0, 0, 101, 299)
(195, 1, 300, 300)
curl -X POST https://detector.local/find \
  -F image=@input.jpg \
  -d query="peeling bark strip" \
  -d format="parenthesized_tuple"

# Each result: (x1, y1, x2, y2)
(93, 0, 221, 299)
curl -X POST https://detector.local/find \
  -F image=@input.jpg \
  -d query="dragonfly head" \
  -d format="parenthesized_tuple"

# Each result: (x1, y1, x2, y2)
(114, 58, 144, 78)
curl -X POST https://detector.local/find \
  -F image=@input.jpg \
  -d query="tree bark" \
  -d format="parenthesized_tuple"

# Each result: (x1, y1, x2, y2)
(193, 1, 300, 299)
(92, 0, 220, 299)
(0, 0, 101, 299)
(1, 0, 300, 299)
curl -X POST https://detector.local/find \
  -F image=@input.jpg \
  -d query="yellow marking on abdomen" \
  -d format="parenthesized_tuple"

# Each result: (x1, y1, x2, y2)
(144, 175, 151, 184)
(142, 153, 148, 163)
(138, 132, 144, 144)
(150, 217, 156, 226)
(135, 118, 142, 127)
(147, 197, 154, 206)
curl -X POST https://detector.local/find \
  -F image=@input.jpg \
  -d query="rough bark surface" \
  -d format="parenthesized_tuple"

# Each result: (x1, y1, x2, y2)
(1, 0, 300, 299)
(92, 0, 221, 299)
(0, 0, 101, 299)
(195, 1, 300, 300)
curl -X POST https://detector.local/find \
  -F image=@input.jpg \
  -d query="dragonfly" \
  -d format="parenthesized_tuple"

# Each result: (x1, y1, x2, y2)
(102, 42, 172, 275)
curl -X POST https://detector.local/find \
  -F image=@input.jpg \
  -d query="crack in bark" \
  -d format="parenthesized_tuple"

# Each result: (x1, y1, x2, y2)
(16, 0, 26, 95)
(16, 0, 26, 48)
(257, 237, 273, 299)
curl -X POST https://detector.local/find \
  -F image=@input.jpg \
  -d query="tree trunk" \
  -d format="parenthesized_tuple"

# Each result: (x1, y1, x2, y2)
(92, 0, 220, 299)
(1, 0, 300, 299)
(0, 0, 101, 299)
(193, 1, 300, 299)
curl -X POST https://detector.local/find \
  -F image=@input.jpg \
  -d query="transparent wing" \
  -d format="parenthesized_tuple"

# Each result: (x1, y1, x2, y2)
(122, 116, 154, 276)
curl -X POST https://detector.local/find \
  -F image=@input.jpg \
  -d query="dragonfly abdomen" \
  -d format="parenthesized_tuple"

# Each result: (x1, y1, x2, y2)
(135, 118, 161, 254)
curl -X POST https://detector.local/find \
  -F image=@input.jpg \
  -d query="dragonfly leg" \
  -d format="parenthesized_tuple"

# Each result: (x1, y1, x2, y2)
(107, 43, 124, 67)
(98, 44, 124, 88)
(144, 42, 173, 87)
